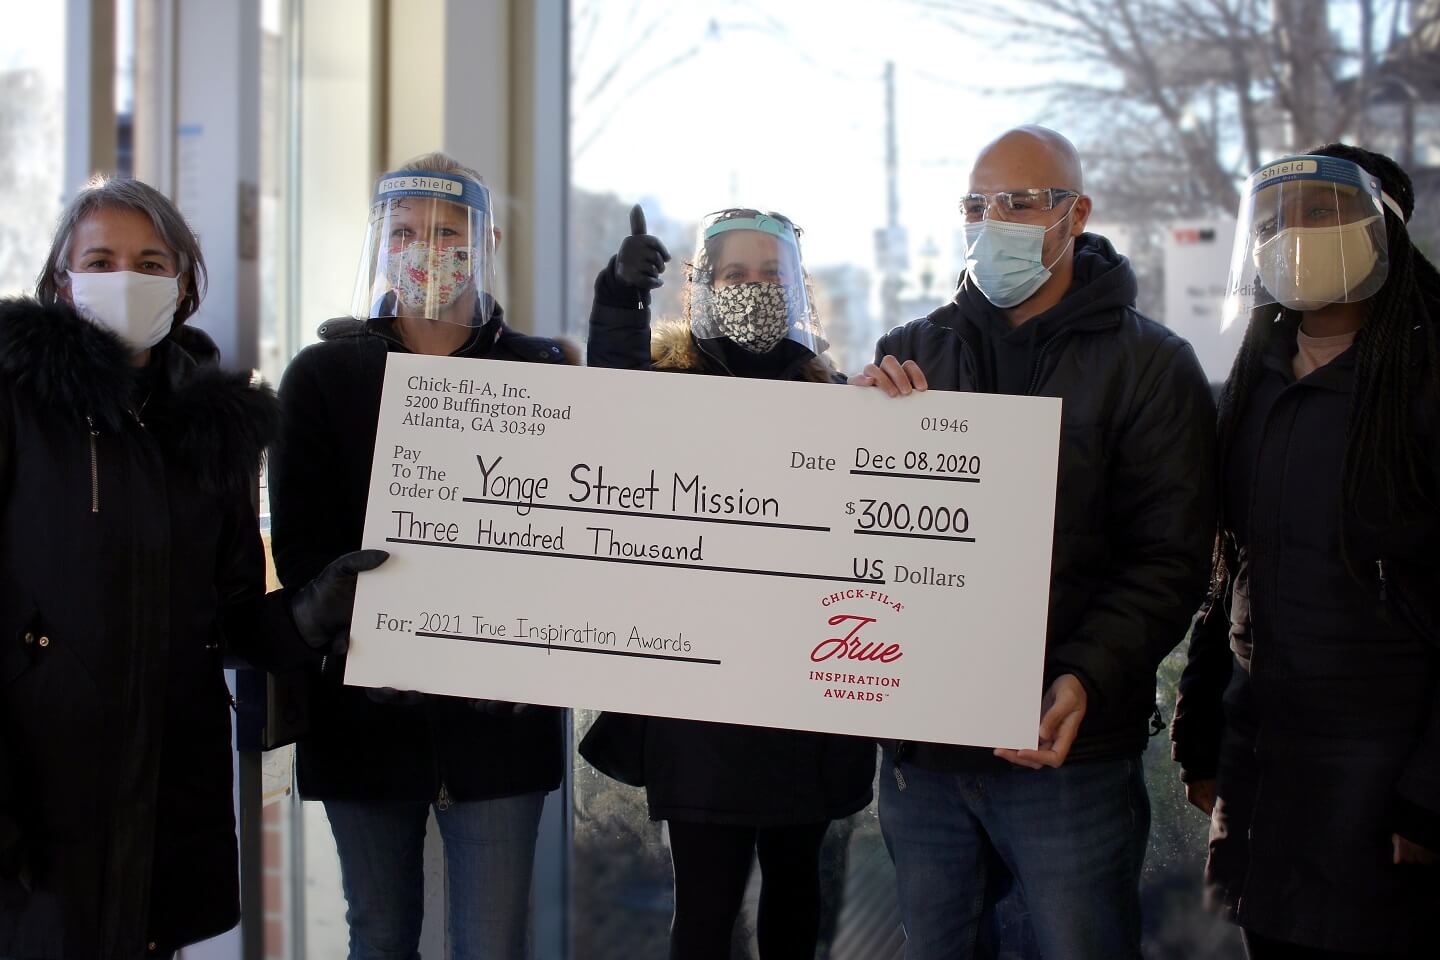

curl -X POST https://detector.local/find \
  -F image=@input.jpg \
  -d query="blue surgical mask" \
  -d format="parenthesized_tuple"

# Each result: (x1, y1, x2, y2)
(962, 205, 1075, 308)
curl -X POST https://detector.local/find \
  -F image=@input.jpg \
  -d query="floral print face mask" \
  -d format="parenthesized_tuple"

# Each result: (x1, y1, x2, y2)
(708, 281, 798, 353)
(385, 242, 477, 312)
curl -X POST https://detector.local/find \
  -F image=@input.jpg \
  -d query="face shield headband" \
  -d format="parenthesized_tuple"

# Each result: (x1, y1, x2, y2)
(354, 169, 494, 323)
(1222, 155, 1402, 328)
(373, 169, 492, 215)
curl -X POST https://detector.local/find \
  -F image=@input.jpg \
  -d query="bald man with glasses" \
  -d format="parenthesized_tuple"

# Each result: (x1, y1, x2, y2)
(855, 126, 1217, 959)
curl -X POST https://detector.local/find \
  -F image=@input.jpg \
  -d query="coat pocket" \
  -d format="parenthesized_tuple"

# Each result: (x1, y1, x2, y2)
(0, 578, 40, 686)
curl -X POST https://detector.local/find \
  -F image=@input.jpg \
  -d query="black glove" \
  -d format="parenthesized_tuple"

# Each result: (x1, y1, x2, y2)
(290, 549, 390, 657)
(613, 204, 670, 292)
(367, 687, 425, 706)
(470, 699, 533, 717)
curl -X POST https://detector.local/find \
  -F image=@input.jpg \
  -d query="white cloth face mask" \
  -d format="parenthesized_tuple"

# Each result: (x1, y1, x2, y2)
(67, 270, 180, 352)
(1253, 217, 1380, 312)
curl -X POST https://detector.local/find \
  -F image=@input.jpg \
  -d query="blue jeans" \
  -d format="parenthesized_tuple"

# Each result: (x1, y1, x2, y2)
(324, 792, 547, 960)
(880, 750, 1149, 960)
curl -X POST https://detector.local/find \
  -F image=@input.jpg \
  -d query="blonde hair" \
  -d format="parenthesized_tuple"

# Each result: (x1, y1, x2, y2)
(398, 151, 485, 189)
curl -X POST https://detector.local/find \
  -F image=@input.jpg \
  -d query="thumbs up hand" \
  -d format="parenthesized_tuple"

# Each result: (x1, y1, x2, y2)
(613, 204, 671, 291)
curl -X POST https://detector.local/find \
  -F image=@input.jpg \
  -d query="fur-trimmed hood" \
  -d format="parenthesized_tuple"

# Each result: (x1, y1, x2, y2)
(650, 318, 841, 383)
(0, 297, 279, 493)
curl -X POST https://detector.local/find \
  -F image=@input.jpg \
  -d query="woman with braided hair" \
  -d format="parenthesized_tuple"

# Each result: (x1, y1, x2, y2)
(1171, 144, 1440, 958)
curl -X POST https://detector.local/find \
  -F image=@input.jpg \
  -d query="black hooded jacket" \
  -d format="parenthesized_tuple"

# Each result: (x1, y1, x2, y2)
(876, 234, 1217, 767)
(0, 298, 308, 959)
(268, 306, 571, 803)
(1171, 316, 1440, 952)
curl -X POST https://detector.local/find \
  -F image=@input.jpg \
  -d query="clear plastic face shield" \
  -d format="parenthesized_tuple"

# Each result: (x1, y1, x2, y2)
(685, 210, 826, 356)
(350, 170, 496, 325)
(1222, 155, 1399, 330)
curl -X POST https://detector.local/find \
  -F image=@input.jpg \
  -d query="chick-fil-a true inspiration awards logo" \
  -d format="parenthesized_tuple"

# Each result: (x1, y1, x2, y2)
(808, 588, 905, 704)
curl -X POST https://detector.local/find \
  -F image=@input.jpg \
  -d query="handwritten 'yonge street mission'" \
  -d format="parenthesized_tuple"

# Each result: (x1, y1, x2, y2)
(346, 355, 1062, 749)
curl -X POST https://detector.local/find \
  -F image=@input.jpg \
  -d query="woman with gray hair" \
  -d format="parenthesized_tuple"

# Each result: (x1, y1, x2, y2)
(0, 176, 382, 959)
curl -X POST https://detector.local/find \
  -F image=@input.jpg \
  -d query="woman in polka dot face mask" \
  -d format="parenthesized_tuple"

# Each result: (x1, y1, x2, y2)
(582, 205, 871, 959)
(683, 208, 827, 370)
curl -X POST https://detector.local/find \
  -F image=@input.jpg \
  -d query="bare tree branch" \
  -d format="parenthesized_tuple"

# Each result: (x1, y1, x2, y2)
(572, 0, 602, 77)
(573, 43, 703, 158)
(576, 9, 677, 110)
(908, 0, 1409, 228)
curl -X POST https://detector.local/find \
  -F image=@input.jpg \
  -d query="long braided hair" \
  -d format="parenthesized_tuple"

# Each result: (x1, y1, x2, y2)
(1213, 143, 1440, 584)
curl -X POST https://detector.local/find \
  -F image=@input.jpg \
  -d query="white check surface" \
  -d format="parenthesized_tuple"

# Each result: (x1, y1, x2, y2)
(346, 355, 1061, 749)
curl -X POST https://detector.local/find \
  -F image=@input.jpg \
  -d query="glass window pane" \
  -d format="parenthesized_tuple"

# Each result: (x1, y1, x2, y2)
(565, 3, 1440, 956)
(0, 4, 66, 298)
(258, 0, 293, 387)
(116, 0, 133, 177)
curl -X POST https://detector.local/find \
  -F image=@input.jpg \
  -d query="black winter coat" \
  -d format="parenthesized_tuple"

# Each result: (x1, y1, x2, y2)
(1172, 317, 1440, 953)
(269, 308, 570, 803)
(585, 274, 877, 826)
(0, 299, 308, 959)
(875, 234, 1217, 767)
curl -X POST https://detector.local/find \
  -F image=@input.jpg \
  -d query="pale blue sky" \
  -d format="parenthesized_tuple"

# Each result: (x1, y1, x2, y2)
(571, 0, 1062, 272)
(572, 0, 1379, 273)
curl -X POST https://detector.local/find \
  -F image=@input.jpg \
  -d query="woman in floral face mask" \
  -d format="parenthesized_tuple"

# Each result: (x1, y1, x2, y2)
(268, 153, 575, 959)
(382, 196, 479, 325)
(345, 162, 503, 355)
(582, 205, 875, 960)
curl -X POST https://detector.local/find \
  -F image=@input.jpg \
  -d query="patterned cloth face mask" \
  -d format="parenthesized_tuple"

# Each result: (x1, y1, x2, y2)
(385, 242, 477, 311)
(708, 282, 798, 353)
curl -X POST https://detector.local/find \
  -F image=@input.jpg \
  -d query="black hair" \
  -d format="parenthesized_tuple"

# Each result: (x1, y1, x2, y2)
(1214, 143, 1440, 581)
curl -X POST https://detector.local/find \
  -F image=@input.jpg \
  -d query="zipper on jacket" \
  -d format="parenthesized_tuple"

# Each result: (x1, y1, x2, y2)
(436, 781, 454, 811)
(891, 741, 909, 792)
(1024, 337, 1059, 395)
(695, 336, 736, 377)
(1376, 559, 1388, 605)
(86, 417, 100, 514)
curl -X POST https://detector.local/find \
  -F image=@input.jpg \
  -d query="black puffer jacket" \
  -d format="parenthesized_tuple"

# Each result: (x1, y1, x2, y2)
(0, 299, 308, 959)
(876, 234, 1217, 767)
(584, 274, 877, 826)
(269, 306, 570, 803)
(1172, 316, 1440, 953)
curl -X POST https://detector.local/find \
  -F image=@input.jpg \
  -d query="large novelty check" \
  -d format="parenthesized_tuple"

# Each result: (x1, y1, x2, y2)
(346, 355, 1061, 749)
